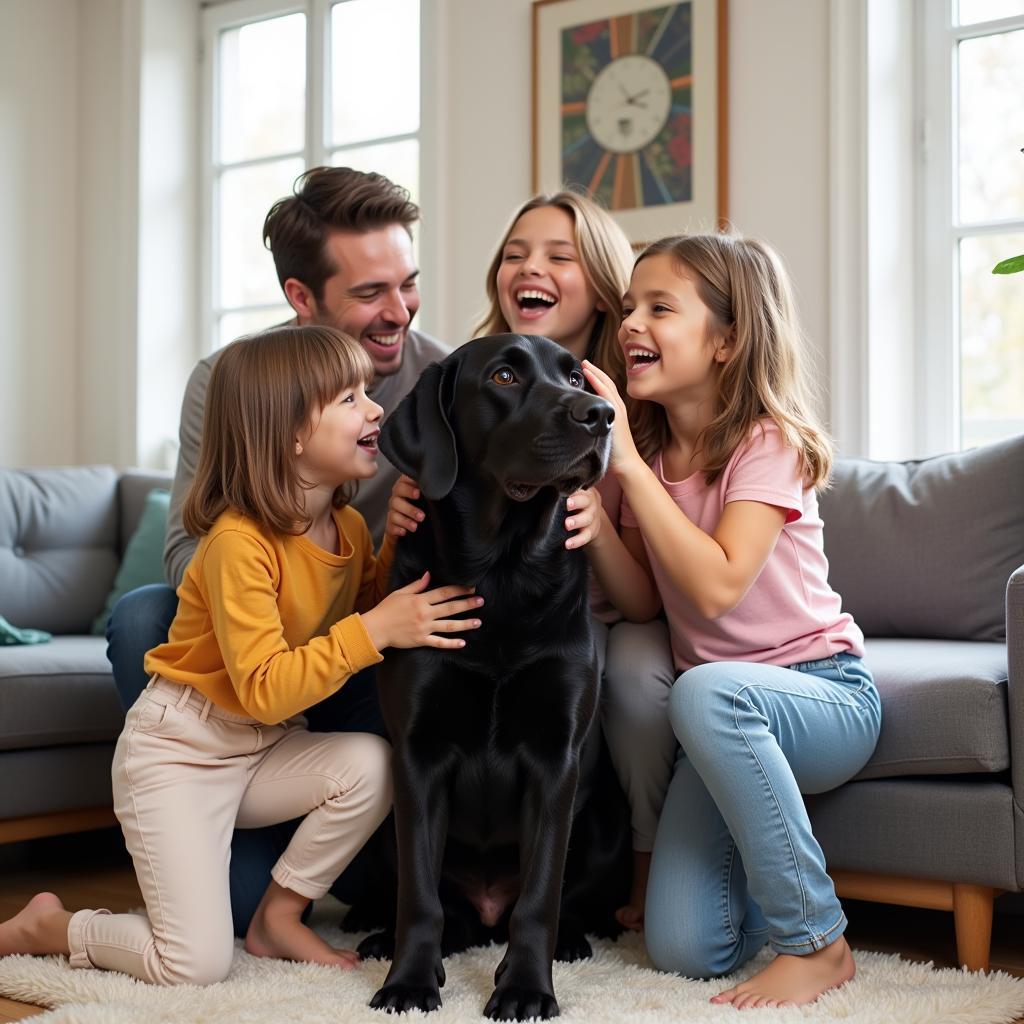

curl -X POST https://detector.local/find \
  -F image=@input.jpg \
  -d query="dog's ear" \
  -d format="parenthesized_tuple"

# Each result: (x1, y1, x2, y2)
(379, 359, 459, 500)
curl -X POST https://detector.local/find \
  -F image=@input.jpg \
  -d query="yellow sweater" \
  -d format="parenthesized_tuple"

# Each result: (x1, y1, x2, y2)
(144, 504, 394, 724)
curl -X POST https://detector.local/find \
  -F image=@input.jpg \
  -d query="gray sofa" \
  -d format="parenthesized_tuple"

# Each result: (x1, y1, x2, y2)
(810, 432, 1024, 971)
(0, 465, 172, 844)
(0, 439, 1020, 971)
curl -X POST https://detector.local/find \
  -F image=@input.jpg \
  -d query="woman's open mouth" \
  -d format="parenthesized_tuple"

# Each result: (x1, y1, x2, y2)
(514, 287, 558, 321)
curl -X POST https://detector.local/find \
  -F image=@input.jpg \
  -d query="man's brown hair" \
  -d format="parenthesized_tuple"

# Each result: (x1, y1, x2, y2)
(183, 325, 374, 538)
(263, 166, 419, 301)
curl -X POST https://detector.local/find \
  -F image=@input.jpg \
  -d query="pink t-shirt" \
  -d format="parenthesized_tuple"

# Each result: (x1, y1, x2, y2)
(620, 420, 864, 672)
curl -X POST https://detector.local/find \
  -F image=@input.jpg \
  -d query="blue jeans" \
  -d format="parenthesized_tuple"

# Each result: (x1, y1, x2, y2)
(106, 583, 387, 936)
(644, 653, 881, 978)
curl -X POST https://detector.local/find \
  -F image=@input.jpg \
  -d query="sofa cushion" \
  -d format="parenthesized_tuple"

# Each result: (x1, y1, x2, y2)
(0, 744, 117, 819)
(821, 433, 1024, 641)
(92, 488, 170, 635)
(117, 469, 174, 554)
(855, 637, 1008, 779)
(0, 635, 125, 751)
(809, 778, 1018, 890)
(0, 466, 120, 635)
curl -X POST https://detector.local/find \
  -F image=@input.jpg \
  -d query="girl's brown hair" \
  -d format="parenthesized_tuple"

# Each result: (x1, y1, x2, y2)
(472, 189, 649, 449)
(634, 233, 834, 490)
(183, 325, 374, 537)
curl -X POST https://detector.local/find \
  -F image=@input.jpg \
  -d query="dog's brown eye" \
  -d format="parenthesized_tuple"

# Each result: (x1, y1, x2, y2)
(492, 368, 516, 386)
(569, 371, 584, 388)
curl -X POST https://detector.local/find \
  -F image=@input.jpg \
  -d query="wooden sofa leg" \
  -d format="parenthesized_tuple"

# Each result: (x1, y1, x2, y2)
(952, 883, 994, 972)
(0, 807, 118, 845)
(833, 870, 1001, 973)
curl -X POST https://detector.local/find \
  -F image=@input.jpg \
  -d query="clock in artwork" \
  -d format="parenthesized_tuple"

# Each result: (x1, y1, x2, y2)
(560, 2, 693, 212)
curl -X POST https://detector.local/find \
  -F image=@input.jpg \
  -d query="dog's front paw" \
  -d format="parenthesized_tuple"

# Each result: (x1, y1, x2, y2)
(554, 920, 592, 962)
(357, 930, 395, 961)
(370, 982, 442, 1014)
(484, 985, 559, 1021)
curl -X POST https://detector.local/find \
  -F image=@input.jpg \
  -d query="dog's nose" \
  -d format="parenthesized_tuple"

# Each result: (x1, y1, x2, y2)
(569, 394, 615, 436)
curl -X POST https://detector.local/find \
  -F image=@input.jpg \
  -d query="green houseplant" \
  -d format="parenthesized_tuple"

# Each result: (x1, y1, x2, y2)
(993, 254, 1024, 275)
(992, 150, 1024, 275)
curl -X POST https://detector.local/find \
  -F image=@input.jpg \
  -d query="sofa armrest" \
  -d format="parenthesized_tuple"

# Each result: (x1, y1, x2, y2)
(1008, 563, 1024, 802)
(117, 469, 173, 556)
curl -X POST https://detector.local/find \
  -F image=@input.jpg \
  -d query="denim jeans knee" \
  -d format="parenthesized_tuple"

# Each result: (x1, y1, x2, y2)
(667, 662, 741, 756)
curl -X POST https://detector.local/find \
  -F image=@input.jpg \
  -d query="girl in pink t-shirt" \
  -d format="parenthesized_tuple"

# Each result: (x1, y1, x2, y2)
(583, 233, 881, 1009)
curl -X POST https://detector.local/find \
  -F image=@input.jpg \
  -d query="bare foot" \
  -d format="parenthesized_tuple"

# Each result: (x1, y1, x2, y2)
(710, 935, 855, 1009)
(0, 893, 73, 957)
(244, 881, 359, 970)
(615, 850, 651, 932)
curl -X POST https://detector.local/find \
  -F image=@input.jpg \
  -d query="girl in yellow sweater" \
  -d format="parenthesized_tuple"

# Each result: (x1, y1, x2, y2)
(0, 325, 483, 985)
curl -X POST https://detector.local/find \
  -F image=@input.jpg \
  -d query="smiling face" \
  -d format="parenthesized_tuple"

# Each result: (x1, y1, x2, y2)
(309, 225, 421, 379)
(619, 253, 730, 406)
(495, 206, 604, 361)
(296, 381, 384, 488)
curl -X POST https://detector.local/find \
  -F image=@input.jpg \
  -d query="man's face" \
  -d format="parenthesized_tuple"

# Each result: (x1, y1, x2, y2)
(307, 225, 421, 378)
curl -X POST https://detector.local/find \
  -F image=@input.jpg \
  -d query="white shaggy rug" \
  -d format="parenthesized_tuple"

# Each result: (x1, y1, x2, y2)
(1, 899, 1023, 1024)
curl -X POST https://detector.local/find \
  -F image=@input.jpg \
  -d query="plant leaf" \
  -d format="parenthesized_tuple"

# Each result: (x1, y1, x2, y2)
(992, 254, 1024, 274)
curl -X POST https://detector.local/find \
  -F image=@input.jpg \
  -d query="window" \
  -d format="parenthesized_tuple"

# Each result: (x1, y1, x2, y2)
(921, 0, 1024, 451)
(201, 0, 421, 351)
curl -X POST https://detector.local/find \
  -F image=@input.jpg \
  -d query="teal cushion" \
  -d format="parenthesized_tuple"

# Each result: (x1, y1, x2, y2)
(91, 489, 171, 635)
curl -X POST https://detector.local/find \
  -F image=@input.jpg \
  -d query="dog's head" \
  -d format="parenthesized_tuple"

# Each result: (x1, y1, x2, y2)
(379, 334, 614, 502)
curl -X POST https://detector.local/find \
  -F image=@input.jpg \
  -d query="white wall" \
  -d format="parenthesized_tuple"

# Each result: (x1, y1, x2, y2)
(0, 0, 80, 467)
(727, 0, 830, 391)
(0, 0, 197, 471)
(430, 0, 832, 398)
(78, 0, 140, 471)
(135, 0, 199, 469)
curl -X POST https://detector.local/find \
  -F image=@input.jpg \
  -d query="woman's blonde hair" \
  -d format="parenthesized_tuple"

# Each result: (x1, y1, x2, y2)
(183, 324, 375, 537)
(635, 233, 834, 490)
(476, 190, 643, 396)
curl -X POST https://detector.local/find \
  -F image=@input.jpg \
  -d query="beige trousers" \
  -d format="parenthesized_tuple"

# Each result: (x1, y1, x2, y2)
(67, 677, 392, 986)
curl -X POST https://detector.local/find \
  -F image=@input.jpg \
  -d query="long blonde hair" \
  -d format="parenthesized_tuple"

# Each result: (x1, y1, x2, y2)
(183, 325, 375, 537)
(473, 190, 639, 420)
(635, 234, 834, 490)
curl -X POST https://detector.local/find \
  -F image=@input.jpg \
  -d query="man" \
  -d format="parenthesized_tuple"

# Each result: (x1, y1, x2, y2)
(106, 166, 449, 933)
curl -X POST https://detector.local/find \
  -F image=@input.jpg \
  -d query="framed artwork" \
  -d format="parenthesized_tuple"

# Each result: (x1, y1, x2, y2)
(532, 0, 728, 245)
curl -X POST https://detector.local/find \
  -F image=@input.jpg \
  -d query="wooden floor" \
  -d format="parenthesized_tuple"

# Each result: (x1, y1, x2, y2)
(1, 829, 1023, 1021)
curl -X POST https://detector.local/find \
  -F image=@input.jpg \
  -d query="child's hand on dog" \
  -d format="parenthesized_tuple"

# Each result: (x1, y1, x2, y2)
(565, 487, 603, 549)
(362, 571, 484, 651)
(387, 475, 425, 538)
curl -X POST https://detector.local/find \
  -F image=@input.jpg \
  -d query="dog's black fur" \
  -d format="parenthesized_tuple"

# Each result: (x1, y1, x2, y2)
(362, 334, 631, 1020)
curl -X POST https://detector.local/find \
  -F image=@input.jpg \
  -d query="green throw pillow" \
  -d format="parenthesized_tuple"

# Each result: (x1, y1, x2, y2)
(91, 488, 171, 635)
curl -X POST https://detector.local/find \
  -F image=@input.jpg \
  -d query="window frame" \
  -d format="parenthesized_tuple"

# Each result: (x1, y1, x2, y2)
(199, 0, 425, 353)
(919, 0, 1024, 453)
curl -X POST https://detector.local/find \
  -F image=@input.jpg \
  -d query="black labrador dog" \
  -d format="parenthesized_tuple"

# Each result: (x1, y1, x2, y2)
(367, 334, 630, 1020)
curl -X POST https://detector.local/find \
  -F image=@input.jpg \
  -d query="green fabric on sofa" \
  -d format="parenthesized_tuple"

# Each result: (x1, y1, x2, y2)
(91, 489, 171, 635)
(0, 615, 51, 645)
